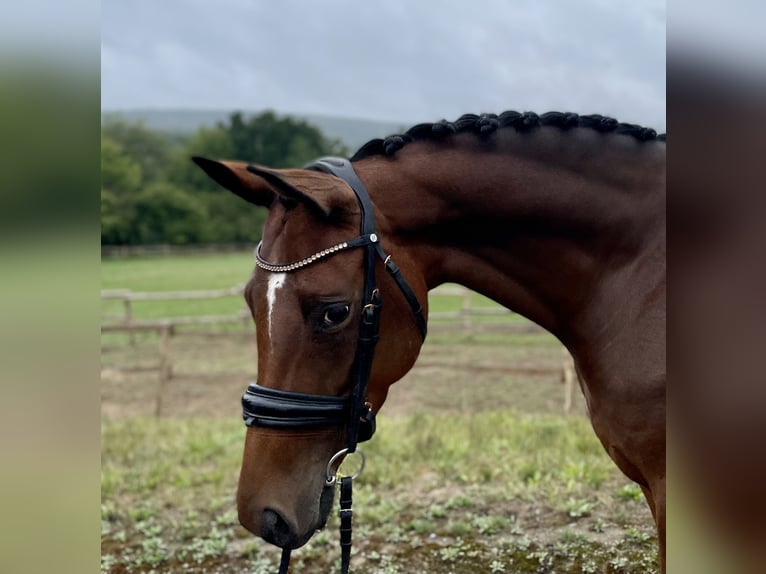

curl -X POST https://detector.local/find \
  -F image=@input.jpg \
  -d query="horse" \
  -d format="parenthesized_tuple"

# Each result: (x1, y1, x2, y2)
(193, 111, 666, 572)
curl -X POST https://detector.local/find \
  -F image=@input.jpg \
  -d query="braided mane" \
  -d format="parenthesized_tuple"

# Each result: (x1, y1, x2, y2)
(350, 111, 666, 162)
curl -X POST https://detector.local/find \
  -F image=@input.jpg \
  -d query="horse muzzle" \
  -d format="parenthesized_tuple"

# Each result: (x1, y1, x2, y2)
(239, 481, 336, 550)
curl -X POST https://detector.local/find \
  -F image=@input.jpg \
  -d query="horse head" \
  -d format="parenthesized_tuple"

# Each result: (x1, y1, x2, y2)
(193, 156, 427, 549)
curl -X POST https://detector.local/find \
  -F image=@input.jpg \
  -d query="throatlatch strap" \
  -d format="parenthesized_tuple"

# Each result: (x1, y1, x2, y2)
(339, 476, 354, 574)
(381, 254, 428, 340)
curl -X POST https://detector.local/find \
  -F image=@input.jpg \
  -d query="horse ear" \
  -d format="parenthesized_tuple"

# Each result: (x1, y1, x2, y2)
(192, 156, 275, 207)
(192, 157, 355, 218)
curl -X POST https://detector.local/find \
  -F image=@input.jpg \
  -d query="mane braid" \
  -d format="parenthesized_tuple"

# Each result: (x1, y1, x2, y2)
(350, 111, 666, 162)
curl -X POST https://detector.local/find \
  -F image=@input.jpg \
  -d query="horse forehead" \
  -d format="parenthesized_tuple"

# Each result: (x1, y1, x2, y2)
(251, 265, 348, 317)
(262, 207, 333, 255)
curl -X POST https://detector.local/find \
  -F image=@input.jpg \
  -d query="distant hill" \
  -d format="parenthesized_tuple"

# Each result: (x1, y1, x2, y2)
(102, 109, 408, 152)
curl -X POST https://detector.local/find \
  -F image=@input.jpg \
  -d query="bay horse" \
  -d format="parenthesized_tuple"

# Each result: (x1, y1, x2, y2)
(194, 111, 666, 571)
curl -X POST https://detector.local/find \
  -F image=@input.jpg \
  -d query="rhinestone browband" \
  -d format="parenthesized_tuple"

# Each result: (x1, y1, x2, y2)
(254, 233, 378, 273)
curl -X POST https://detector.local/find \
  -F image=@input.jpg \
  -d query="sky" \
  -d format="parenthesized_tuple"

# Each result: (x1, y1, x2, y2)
(101, 0, 666, 131)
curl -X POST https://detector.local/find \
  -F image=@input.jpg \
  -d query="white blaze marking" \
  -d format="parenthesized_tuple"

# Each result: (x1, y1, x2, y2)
(266, 273, 287, 342)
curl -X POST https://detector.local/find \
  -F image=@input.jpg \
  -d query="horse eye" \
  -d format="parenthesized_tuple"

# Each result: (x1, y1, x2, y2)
(322, 304, 351, 327)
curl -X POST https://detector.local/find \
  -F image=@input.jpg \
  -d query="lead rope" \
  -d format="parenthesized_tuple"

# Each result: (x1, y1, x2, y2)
(276, 477, 354, 574)
(339, 476, 354, 574)
(278, 548, 291, 574)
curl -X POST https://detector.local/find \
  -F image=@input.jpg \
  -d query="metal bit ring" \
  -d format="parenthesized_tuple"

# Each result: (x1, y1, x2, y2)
(325, 448, 366, 486)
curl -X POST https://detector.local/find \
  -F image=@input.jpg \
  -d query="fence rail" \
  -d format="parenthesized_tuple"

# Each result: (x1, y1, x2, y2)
(101, 284, 249, 345)
(102, 284, 247, 301)
(101, 284, 575, 415)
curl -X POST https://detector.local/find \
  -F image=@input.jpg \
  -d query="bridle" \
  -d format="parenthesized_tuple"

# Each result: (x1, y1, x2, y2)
(240, 157, 427, 574)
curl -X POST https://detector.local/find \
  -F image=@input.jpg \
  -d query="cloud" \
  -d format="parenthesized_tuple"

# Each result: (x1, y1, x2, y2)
(102, 0, 665, 130)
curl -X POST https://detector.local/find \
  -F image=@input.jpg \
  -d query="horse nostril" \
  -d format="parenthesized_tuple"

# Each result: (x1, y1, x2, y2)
(261, 508, 296, 548)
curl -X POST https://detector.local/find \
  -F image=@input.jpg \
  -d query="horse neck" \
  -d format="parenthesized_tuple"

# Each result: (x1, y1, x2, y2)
(356, 130, 666, 349)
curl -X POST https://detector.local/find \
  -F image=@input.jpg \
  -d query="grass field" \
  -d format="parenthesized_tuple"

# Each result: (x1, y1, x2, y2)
(101, 252, 253, 321)
(101, 252, 658, 573)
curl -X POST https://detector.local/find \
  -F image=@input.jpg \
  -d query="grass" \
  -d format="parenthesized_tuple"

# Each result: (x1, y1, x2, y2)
(101, 252, 255, 292)
(101, 412, 657, 573)
(101, 252, 255, 321)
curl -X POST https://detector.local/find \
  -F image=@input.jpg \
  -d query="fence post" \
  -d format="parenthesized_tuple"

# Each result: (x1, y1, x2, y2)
(155, 324, 173, 417)
(124, 297, 135, 346)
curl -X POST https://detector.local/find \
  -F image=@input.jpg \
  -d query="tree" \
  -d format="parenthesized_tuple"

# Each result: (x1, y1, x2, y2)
(165, 111, 349, 244)
(225, 111, 347, 168)
(101, 116, 175, 184)
(101, 110, 349, 245)
(101, 136, 141, 244)
(166, 126, 235, 194)
(133, 182, 209, 245)
(101, 136, 141, 194)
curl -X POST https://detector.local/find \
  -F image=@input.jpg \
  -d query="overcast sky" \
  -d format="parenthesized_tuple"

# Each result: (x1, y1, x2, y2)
(102, 0, 666, 131)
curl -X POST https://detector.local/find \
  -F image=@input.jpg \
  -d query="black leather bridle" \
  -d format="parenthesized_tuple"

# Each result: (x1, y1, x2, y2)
(240, 157, 427, 573)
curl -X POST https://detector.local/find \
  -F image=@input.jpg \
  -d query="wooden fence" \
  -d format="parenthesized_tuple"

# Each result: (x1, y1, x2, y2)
(101, 284, 250, 346)
(101, 284, 576, 415)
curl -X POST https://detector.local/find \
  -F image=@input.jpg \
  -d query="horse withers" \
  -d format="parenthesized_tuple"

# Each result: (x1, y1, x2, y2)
(194, 111, 666, 571)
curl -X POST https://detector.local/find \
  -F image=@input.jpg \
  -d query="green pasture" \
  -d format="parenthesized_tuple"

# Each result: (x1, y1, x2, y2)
(101, 413, 657, 574)
(101, 253, 254, 291)
(101, 252, 253, 320)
